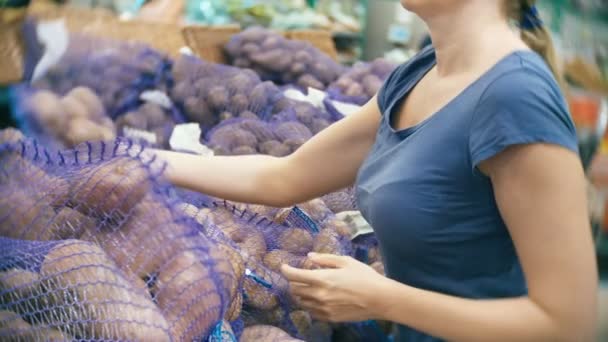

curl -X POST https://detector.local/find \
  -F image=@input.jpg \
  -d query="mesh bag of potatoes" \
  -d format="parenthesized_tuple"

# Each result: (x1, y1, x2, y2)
(177, 196, 370, 341)
(27, 28, 169, 118)
(0, 132, 242, 341)
(11, 85, 117, 150)
(326, 59, 397, 106)
(205, 104, 337, 157)
(224, 27, 346, 91)
(169, 55, 284, 132)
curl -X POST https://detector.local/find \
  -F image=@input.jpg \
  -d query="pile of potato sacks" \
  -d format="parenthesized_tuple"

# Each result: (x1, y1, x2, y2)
(22, 87, 116, 148)
(0, 132, 383, 341)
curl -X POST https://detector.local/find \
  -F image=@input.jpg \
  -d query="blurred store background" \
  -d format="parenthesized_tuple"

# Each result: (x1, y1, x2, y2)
(0, 0, 607, 340)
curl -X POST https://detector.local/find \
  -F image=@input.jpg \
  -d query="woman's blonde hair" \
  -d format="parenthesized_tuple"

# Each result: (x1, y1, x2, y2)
(504, 0, 565, 88)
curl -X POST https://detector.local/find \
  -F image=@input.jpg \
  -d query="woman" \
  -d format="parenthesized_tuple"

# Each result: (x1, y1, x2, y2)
(153, 0, 598, 340)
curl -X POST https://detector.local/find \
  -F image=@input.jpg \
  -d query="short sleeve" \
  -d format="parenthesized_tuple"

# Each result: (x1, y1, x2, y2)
(469, 69, 579, 170)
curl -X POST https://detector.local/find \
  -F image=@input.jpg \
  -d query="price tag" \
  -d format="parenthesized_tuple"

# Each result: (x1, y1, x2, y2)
(140, 90, 173, 109)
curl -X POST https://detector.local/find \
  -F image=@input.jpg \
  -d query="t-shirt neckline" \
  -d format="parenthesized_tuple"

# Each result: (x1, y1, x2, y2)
(386, 49, 536, 138)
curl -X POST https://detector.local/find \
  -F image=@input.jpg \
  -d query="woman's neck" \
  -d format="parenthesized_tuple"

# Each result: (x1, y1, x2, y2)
(423, 3, 525, 77)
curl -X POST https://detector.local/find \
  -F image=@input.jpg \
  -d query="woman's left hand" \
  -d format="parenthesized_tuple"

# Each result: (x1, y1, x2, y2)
(281, 253, 386, 322)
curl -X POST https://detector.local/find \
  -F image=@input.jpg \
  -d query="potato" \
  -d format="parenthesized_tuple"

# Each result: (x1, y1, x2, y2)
(362, 74, 383, 96)
(238, 27, 267, 42)
(239, 120, 275, 142)
(290, 310, 312, 339)
(312, 228, 343, 255)
(171, 81, 193, 102)
(240, 325, 303, 342)
(219, 111, 234, 121)
(290, 63, 306, 75)
(242, 263, 286, 310)
(324, 218, 353, 238)
(139, 102, 166, 127)
(67, 86, 105, 119)
(0, 128, 25, 144)
(68, 157, 149, 219)
(40, 240, 171, 340)
(30, 90, 66, 133)
(242, 42, 261, 56)
(0, 310, 72, 341)
(48, 207, 97, 240)
(60, 95, 89, 120)
(184, 97, 216, 126)
(297, 199, 332, 223)
(230, 93, 250, 112)
(344, 82, 364, 97)
(263, 250, 305, 273)
(65, 118, 104, 146)
(311, 118, 330, 134)
(259, 140, 290, 157)
(80, 197, 182, 278)
(297, 74, 324, 90)
(249, 83, 270, 110)
(211, 243, 244, 298)
(221, 226, 267, 261)
(277, 228, 313, 256)
(294, 51, 313, 65)
(116, 111, 148, 130)
(275, 122, 313, 142)
(153, 251, 222, 341)
(233, 58, 251, 68)
(225, 290, 243, 322)
(208, 86, 229, 110)
(368, 246, 381, 264)
(239, 111, 259, 120)
(0, 269, 44, 317)
(232, 145, 257, 155)
(0, 188, 58, 241)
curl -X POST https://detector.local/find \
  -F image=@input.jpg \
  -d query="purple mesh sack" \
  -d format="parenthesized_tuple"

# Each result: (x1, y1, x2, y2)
(321, 187, 358, 213)
(0, 135, 238, 341)
(27, 27, 169, 118)
(10, 85, 117, 150)
(169, 55, 284, 132)
(115, 101, 183, 149)
(327, 59, 397, 105)
(225, 27, 345, 90)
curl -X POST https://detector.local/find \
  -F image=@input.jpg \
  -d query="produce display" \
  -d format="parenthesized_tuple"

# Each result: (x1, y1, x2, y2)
(225, 27, 345, 90)
(13, 86, 116, 149)
(170, 55, 282, 131)
(3, 20, 394, 341)
(326, 59, 397, 105)
(0, 137, 232, 341)
(29, 33, 168, 118)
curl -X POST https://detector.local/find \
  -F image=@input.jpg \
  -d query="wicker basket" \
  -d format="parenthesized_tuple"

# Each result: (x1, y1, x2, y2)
(27, 2, 186, 58)
(0, 7, 27, 85)
(181, 25, 242, 63)
(285, 29, 338, 60)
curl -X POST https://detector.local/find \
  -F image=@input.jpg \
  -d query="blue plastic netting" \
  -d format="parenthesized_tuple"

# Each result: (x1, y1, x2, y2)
(0, 135, 234, 341)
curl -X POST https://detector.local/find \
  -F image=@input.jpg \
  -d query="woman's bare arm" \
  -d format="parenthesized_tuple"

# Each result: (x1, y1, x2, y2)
(152, 97, 381, 206)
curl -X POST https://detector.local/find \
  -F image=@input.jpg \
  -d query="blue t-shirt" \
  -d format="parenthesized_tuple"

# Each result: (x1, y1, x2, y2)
(355, 47, 578, 342)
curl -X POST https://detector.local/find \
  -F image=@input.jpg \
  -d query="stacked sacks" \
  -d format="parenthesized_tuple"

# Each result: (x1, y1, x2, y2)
(326, 59, 397, 105)
(115, 102, 179, 149)
(169, 55, 283, 131)
(178, 197, 357, 341)
(30, 32, 168, 118)
(0, 133, 236, 341)
(12, 86, 116, 149)
(224, 27, 345, 90)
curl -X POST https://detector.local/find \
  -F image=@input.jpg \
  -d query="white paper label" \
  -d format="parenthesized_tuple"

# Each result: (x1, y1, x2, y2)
(140, 90, 173, 109)
(123, 126, 157, 144)
(32, 20, 70, 82)
(169, 123, 214, 156)
(330, 100, 362, 117)
(283, 87, 326, 108)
